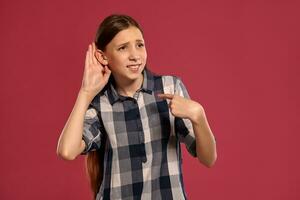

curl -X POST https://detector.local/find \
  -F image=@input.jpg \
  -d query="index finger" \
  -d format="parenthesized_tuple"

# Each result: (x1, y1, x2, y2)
(157, 93, 174, 100)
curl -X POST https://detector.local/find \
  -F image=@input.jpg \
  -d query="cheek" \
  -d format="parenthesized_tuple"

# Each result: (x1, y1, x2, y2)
(109, 54, 125, 64)
(107, 54, 129, 70)
(142, 50, 147, 60)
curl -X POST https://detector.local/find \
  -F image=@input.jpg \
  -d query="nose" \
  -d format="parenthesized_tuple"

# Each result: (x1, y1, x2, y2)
(128, 47, 140, 61)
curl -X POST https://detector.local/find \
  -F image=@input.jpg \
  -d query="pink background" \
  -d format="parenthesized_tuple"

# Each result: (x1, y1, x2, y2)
(1, 0, 299, 199)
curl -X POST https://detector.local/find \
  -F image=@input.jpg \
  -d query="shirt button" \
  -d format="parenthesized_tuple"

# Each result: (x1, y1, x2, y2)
(142, 157, 147, 163)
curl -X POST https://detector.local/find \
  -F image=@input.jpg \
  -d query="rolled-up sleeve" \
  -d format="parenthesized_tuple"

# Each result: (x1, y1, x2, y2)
(174, 77, 197, 158)
(80, 104, 105, 155)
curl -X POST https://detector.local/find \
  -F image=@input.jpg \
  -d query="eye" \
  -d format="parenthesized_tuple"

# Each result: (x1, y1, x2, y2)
(137, 43, 145, 48)
(118, 46, 126, 51)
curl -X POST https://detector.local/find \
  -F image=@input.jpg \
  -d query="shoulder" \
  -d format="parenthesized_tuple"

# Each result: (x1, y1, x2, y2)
(151, 71, 183, 94)
(160, 74, 185, 90)
(152, 71, 190, 97)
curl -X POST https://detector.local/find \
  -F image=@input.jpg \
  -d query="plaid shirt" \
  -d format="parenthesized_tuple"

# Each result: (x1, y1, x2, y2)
(81, 68, 197, 200)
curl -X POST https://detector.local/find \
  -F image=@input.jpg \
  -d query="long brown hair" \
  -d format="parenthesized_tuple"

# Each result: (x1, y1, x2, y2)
(85, 14, 144, 199)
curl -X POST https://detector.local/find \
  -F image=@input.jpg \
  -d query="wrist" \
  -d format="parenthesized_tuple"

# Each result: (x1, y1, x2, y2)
(78, 89, 94, 104)
(190, 104, 206, 125)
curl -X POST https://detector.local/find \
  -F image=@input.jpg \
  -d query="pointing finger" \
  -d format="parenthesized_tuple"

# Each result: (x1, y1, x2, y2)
(157, 93, 174, 100)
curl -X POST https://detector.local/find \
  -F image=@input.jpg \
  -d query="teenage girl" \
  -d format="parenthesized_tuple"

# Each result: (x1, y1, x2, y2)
(57, 14, 217, 200)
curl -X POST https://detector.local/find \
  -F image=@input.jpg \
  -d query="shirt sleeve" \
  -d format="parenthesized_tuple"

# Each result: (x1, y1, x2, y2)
(174, 77, 197, 158)
(80, 103, 105, 155)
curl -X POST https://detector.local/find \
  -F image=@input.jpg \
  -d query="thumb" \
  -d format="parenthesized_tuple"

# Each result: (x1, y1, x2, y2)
(103, 66, 111, 80)
(105, 65, 111, 73)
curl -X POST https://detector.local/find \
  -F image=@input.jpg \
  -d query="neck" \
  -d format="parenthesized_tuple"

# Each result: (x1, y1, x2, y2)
(114, 74, 144, 97)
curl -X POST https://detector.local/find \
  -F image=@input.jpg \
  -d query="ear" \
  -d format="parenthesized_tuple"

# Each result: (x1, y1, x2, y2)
(95, 49, 109, 66)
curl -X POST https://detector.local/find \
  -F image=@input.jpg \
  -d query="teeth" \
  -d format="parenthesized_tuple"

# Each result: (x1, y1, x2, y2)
(127, 64, 140, 69)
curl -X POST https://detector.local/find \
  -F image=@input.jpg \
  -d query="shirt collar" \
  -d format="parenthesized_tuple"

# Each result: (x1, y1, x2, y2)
(105, 67, 155, 105)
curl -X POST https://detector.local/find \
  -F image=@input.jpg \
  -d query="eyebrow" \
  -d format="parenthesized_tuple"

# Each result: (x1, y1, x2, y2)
(116, 39, 144, 47)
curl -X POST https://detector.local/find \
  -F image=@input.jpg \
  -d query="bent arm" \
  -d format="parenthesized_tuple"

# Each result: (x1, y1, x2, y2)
(191, 106, 217, 168)
(56, 91, 92, 160)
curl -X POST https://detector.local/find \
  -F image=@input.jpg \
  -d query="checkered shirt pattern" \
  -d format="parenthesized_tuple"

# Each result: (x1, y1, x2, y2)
(81, 67, 197, 200)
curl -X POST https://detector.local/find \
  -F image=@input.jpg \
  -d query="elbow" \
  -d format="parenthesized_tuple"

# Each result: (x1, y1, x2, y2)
(198, 153, 217, 168)
(207, 153, 217, 168)
(56, 146, 77, 161)
(205, 158, 217, 168)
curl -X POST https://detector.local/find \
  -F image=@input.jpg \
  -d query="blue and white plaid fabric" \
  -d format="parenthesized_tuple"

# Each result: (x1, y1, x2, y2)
(81, 67, 197, 200)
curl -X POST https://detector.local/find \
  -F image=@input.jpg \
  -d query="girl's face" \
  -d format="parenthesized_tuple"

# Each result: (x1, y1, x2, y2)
(103, 26, 147, 84)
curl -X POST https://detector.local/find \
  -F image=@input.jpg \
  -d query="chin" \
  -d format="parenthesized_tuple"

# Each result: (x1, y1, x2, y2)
(126, 73, 143, 82)
(126, 65, 144, 77)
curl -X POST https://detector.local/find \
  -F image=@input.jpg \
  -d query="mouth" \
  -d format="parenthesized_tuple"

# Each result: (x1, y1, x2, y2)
(127, 64, 142, 72)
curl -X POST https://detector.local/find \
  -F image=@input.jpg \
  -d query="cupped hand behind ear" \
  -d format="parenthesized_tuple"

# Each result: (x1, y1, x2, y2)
(80, 43, 111, 101)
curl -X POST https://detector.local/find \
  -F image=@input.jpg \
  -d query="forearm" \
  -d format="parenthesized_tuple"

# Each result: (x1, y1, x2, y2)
(190, 107, 217, 167)
(56, 90, 92, 160)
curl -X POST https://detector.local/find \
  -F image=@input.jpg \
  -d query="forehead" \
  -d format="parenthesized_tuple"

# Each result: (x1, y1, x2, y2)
(110, 26, 144, 46)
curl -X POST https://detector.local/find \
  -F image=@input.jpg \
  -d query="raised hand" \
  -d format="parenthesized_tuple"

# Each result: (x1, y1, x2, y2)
(80, 43, 111, 101)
